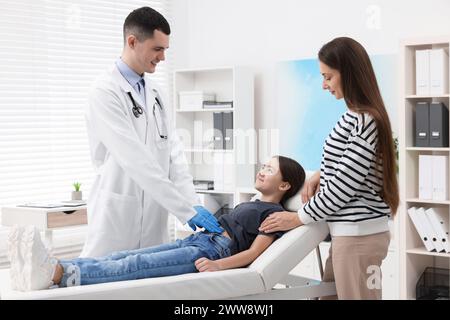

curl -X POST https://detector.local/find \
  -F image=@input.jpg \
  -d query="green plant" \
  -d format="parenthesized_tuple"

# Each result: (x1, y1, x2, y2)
(393, 135, 399, 174)
(73, 182, 82, 192)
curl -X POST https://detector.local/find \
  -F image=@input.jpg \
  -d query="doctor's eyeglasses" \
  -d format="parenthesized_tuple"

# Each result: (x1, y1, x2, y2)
(258, 164, 277, 176)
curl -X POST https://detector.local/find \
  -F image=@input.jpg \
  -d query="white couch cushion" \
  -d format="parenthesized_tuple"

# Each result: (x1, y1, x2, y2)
(284, 170, 315, 211)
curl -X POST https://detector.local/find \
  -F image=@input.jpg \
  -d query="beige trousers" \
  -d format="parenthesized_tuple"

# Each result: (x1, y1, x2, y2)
(321, 231, 390, 300)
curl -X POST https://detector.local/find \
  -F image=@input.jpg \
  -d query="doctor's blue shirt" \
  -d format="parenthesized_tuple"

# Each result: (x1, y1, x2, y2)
(115, 58, 146, 109)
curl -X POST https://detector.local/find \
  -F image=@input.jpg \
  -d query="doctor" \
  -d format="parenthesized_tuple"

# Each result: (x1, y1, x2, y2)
(81, 7, 222, 258)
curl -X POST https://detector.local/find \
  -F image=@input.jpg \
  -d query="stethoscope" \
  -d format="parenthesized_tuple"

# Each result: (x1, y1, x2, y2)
(127, 91, 168, 140)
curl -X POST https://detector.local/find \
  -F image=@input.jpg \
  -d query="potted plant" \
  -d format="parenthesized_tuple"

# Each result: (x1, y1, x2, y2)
(72, 182, 82, 201)
(393, 135, 399, 174)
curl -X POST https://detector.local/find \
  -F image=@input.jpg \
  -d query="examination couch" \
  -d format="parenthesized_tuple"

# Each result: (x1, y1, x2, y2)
(0, 190, 336, 300)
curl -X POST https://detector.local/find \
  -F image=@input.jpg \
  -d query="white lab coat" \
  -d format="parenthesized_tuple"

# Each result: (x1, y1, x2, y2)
(80, 64, 199, 257)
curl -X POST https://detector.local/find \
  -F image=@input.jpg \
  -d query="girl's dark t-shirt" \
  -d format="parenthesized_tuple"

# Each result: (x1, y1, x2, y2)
(218, 200, 286, 255)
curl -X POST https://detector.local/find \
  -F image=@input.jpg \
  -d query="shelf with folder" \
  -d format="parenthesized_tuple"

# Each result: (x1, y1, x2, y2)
(404, 99, 449, 149)
(403, 42, 449, 97)
(173, 66, 255, 230)
(400, 36, 450, 299)
(403, 151, 449, 201)
(406, 205, 449, 253)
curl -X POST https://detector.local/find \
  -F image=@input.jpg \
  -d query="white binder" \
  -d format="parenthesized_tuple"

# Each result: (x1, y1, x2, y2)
(419, 155, 433, 199)
(424, 208, 446, 252)
(432, 155, 448, 201)
(408, 207, 435, 252)
(416, 207, 440, 251)
(416, 49, 430, 96)
(425, 207, 450, 253)
(429, 48, 449, 96)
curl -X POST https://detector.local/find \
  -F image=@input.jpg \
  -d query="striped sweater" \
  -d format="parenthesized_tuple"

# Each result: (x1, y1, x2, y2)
(298, 110, 391, 236)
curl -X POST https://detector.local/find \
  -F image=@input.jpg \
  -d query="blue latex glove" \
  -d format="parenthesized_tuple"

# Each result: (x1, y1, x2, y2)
(188, 206, 224, 233)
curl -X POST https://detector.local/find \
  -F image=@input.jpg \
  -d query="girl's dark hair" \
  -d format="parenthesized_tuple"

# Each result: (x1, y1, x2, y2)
(277, 156, 306, 208)
(123, 7, 171, 43)
(318, 37, 399, 215)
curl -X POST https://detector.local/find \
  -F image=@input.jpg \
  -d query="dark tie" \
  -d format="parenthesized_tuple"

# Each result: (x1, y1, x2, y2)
(138, 78, 145, 93)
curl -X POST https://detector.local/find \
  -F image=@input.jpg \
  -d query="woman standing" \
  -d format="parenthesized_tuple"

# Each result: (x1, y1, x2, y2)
(259, 37, 399, 300)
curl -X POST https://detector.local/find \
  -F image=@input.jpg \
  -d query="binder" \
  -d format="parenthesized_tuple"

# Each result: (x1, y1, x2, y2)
(213, 112, 223, 149)
(425, 207, 449, 253)
(415, 102, 429, 147)
(432, 155, 448, 201)
(416, 207, 440, 251)
(416, 49, 430, 95)
(408, 207, 436, 252)
(223, 111, 233, 150)
(429, 48, 449, 96)
(429, 102, 449, 147)
(419, 155, 433, 199)
(423, 208, 445, 252)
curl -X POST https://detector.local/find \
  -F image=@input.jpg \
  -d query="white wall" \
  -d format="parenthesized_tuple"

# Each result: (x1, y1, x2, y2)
(171, 0, 450, 155)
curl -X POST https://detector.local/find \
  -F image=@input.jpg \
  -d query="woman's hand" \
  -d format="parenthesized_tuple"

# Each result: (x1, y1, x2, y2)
(195, 257, 222, 272)
(259, 211, 303, 233)
(301, 170, 321, 203)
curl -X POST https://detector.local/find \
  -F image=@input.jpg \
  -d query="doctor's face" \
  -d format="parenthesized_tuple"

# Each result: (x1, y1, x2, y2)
(319, 61, 343, 100)
(130, 29, 169, 74)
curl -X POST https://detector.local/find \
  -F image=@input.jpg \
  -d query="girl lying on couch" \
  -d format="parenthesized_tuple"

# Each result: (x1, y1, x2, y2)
(8, 155, 305, 291)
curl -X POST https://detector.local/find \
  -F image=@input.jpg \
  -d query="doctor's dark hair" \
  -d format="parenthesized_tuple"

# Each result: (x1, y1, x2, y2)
(277, 156, 305, 208)
(123, 7, 171, 43)
(318, 37, 399, 215)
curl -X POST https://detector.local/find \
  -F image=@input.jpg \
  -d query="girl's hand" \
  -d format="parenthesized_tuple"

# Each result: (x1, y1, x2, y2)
(195, 257, 222, 272)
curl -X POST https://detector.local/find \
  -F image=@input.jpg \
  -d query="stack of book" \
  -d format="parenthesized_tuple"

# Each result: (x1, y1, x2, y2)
(203, 101, 233, 109)
(193, 180, 214, 190)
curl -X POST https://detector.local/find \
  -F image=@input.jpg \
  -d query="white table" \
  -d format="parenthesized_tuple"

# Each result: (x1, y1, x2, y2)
(1, 205, 87, 247)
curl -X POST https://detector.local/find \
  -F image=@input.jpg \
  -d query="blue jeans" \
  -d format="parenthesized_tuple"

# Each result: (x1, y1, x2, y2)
(58, 232, 232, 287)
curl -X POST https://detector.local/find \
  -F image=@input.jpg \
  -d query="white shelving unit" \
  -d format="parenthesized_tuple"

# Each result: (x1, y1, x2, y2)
(173, 66, 255, 211)
(399, 36, 450, 300)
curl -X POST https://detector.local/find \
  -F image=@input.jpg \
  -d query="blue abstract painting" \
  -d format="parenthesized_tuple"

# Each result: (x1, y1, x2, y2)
(276, 55, 397, 171)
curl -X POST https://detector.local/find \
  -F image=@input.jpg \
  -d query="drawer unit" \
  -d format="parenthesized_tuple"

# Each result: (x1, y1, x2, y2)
(1, 206, 87, 229)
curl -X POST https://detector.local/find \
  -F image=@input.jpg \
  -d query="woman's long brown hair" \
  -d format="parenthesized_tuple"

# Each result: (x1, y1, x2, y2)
(318, 37, 399, 215)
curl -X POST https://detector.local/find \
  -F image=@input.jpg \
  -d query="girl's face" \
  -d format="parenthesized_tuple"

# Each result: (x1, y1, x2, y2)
(319, 61, 344, 100)
(255, 157, 286, 193)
